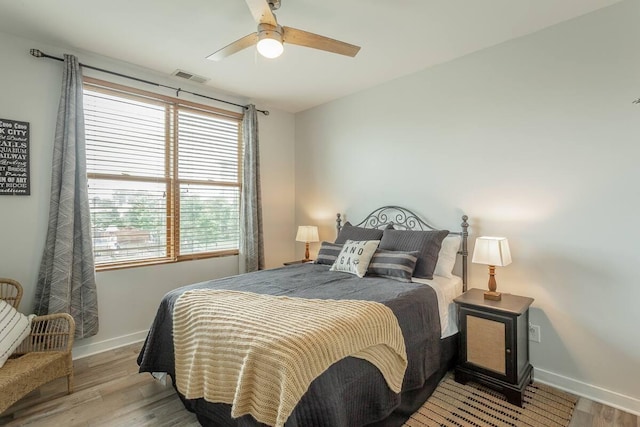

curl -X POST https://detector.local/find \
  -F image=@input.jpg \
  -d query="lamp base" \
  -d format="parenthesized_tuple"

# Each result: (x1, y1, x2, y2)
(484, 291, 502, 301)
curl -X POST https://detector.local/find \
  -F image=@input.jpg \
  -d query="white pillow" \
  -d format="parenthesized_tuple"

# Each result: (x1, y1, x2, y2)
(330, 239, 380, 278)
(0, 299, 34, 368)
(434, 235, 461, 278)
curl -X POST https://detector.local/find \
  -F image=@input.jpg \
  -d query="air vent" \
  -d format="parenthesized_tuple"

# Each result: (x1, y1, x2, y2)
(171, 69, 209, 84)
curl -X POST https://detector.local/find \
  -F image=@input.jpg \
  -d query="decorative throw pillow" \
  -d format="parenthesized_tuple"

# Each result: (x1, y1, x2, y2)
(434, 235, 461, 278)
(0, 299, 34, 368)
(315, 241, 344, 265)
(335, 222, 387, 244)
(379, 229, 449, 279)
(367, 249, 420, 282)
(330, 240, 380, 278)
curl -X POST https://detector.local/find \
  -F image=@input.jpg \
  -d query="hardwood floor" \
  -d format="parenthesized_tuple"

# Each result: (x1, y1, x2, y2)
(0, 343, 199, 427)
(569, 399, 639, 427)
(1, 342, 637, 426)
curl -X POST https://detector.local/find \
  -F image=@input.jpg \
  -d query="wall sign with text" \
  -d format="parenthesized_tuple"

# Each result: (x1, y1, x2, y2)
(0, 118, 30, 195)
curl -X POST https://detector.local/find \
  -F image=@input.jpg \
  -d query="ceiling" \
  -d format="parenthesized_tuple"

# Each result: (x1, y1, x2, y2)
(0, 0, 621, 113)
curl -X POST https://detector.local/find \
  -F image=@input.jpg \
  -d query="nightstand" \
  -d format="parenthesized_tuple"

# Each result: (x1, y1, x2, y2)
(454, 288, 534, 407)
(283, 260, 313, 266)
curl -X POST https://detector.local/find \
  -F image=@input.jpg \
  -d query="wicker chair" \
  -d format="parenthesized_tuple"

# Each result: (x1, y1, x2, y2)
(0, 278, 75, 414)
(0, 278, 23, 309)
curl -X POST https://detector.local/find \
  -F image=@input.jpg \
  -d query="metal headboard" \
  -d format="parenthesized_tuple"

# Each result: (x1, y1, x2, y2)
(336, 206, 469, 291)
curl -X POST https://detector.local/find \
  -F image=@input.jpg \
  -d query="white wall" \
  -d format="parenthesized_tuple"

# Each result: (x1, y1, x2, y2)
(0, 31, 296, 357)
(295, 0, 639, 414)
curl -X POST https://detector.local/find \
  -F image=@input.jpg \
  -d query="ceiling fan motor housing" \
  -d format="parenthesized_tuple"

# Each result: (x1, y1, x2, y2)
(258, 23, 283, 41)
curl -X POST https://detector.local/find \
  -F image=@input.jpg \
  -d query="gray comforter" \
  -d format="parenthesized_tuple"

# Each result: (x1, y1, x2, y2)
(137, 263, 443, 427)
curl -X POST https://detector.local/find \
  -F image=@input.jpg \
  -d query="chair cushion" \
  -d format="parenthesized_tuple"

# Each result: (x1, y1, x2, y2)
(0, 352, 69, 413)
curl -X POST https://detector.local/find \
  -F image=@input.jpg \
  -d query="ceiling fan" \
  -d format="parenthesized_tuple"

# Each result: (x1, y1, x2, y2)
(207, 0, 361, 61)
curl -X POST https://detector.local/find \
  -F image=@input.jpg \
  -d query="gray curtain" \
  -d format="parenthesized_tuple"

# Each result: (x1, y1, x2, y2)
(35, 54, 99, 339)
(239, 104, 264, 273)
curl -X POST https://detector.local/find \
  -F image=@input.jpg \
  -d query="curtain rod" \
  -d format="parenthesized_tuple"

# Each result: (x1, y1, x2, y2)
(30, 49, 269, 116)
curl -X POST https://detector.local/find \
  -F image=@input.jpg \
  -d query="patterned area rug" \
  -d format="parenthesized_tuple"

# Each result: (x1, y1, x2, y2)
(404, 374, 578, 427)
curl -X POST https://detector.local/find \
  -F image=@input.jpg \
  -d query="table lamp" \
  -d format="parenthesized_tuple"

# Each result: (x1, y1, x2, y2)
(296, 226, 319, 261)
(472, 236, 512, 301)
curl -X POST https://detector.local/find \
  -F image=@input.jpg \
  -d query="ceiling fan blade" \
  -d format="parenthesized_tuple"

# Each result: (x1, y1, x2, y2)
(282, 26, 360, 57)
(245, 0, 277, 26)
(206, 33, 258, 61)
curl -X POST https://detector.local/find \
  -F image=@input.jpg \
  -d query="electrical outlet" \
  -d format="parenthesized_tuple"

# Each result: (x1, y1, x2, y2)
(529, 323, 541, 343)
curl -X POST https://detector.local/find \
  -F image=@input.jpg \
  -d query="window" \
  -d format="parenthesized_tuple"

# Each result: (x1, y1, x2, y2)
(83, 78, 242, 269)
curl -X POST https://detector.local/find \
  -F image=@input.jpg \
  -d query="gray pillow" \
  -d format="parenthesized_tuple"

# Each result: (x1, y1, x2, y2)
(366, 249, 420, 282)
(379, 229, 449, 279)
(315, 241, 343, 265)
(334, 221, 390, 244)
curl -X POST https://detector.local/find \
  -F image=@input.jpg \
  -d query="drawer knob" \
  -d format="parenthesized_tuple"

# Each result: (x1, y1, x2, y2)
(506, 349, 511, 354)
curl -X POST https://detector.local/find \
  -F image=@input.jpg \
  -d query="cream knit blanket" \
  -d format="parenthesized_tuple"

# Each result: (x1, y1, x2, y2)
(173, 289, 407, 427)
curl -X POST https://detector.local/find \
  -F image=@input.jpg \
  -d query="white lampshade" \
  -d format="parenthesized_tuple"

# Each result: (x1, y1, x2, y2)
(472, 237, 512, 267)
(296, 226, 319, 243)
(257, 36, 284, 59)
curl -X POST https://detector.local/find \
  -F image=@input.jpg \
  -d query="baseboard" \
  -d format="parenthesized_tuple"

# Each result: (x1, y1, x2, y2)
(72, 330, 148, 360)
(535, 367, 640, 416)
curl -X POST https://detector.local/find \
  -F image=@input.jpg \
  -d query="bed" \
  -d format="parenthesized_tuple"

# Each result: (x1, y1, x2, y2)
(137, 206, 469, 427)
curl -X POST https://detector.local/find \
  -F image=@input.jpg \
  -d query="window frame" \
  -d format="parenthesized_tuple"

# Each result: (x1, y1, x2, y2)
(83, 77, 243, 271)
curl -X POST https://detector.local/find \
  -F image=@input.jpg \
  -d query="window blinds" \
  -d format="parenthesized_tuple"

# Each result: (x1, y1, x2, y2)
(83, 82, 241, 267)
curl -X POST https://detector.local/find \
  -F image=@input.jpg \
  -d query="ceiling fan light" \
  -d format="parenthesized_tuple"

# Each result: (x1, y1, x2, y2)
(257, 35, 284, 59)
